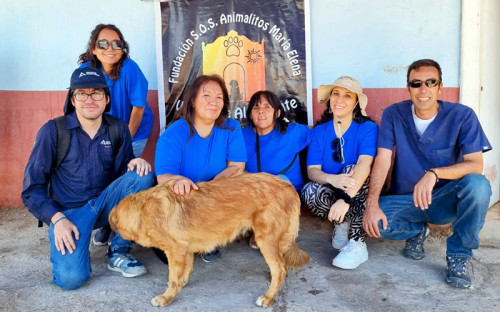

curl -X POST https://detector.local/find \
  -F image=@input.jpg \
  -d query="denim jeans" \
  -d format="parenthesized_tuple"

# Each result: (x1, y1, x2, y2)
(132, 138, 148, 158)
(378, 174, 491, 258)
(48, 171, 154, 290)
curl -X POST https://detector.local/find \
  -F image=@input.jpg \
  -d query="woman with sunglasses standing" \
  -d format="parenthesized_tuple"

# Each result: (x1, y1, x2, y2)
(78, 24, 153, 246)
(300, 76, 378, 269)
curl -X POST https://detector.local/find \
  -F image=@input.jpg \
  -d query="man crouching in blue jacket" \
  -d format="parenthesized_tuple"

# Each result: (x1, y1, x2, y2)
(21, 67, 154, 290)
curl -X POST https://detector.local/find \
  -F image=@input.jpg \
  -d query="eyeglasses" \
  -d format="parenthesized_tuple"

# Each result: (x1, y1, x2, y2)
(73, 91, 105, 102)
(408, 79, 441, 89)
(96, 39, 124, 50)
(331, 137, 345, 164)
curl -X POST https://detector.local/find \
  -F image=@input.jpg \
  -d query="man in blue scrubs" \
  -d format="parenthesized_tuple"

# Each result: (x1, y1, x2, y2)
(363, 59, 492, 289)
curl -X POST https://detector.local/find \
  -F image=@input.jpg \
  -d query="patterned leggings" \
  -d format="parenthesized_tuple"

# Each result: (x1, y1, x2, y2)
(300, 164, 369, 242)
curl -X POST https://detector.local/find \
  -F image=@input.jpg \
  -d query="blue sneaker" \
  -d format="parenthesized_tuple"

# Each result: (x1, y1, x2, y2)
(201, 249, 221, 263)
(107, 247, 147, 277)
(446, 256, 472, 289)
(402, 224, 430, 260)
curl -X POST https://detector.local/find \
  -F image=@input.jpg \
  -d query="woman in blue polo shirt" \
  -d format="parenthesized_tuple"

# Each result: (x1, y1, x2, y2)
(242, 90, 310, 249)
(155, 75, 246, 263)
(301, 76, 378, 270)
(78, 24, 153, 157)
(78, 24, 154, 246)
(242, 90, 310, 190)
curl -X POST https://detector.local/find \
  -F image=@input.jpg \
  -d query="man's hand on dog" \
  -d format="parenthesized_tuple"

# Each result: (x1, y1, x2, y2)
(52, 213, 79, 255)
(172, 177, 199, 196)
(127, 158, 152, 177)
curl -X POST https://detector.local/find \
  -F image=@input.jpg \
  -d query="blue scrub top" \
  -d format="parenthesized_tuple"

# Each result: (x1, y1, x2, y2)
(378, 100, 492, 195)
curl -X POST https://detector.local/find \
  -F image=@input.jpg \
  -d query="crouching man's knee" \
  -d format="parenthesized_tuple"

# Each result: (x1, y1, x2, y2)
(53, 269, 90, 290)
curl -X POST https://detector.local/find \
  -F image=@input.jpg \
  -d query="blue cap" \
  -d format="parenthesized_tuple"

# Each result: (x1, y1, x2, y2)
(64, 67, 110, 115)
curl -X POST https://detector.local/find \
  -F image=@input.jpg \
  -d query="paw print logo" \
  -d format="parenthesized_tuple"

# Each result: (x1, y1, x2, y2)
(224, 36, 243, 57)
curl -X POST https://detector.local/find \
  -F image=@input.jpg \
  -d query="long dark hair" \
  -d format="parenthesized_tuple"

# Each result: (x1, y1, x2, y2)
(316, 95, 372, 126)
(78, 24, 129, 80)
(247, 90, 288, 134)
(174, 75, 230, 138)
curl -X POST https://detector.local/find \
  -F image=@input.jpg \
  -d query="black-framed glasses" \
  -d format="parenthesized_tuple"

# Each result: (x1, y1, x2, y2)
(408, 78, 441, 89)
(96, 39, 124, 50)
(331, 138, 345, 164)
(73, 91, 105, 102)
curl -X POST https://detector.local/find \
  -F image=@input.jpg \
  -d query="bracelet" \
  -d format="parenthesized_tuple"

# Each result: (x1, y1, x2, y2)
(53, 216, 67, 226)
(425, 169, 439, 183)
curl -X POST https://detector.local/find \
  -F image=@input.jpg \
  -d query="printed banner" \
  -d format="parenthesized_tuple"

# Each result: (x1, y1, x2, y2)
(160, 0, 307, 126)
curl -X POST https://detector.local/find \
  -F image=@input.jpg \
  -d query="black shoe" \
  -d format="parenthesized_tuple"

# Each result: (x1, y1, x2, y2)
(152, 247, 168, 265)
(92, 225, 112, 246)
(446, 256, 472, 288)
(402, 224, 430, 260)
(201, 249, 221, 263)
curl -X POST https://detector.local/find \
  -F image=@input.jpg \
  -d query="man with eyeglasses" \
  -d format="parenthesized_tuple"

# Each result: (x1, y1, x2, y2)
(21, 67, 154, 290)
(363, 59, 492, 289)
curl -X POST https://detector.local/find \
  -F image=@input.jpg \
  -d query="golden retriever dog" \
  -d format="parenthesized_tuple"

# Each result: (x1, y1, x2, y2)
(109, 172, 309, 307)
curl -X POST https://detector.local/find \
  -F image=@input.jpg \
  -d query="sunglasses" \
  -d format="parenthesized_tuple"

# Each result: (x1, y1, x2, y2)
(96, 39, 124, 50)
(73, 91, 105, 102)
(408, 78, 441, 89)
(331, 138, 345, 164)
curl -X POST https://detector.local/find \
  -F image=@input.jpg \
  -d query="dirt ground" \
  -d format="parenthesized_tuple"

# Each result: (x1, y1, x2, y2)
(1, 207, 499, 312)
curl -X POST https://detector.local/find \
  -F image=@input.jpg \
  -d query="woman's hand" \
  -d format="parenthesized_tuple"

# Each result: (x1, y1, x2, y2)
(171, 177, 198, 196)
(327, 172, 361, 192)
(127, 158, 152, 177)
(328, 200, 350, 223)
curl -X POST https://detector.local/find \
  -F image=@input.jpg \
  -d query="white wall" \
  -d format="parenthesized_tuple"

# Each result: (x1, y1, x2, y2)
(0, 0, 157, 91)
(479, 0, 500, 203)
(309, 0, 461, 88)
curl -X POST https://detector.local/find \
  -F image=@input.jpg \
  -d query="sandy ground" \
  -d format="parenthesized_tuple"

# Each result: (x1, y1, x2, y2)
(1, 207, 499, 312)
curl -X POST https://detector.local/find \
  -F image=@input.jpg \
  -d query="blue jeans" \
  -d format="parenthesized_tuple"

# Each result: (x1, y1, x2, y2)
(132, 138, 148, 157)
(48, 171, 154, 290)
(378, 174, 491, 258)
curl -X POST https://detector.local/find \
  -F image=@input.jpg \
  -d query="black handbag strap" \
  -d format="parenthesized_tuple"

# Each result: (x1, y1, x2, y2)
(255, 130, 298, 175)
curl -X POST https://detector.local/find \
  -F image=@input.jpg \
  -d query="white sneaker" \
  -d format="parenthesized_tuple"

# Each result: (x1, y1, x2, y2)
(332, 239, 368, 270)
(331, 221, 349, 249)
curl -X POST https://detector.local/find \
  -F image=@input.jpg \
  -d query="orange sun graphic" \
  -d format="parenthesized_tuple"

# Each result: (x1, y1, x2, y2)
(245, 48, 261, 64)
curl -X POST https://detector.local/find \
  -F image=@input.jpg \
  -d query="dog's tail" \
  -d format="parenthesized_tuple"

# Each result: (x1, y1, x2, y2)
(283, 241, 310, 269)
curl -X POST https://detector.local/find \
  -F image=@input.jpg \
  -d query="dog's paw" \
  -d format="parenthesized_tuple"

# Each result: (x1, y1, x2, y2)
(255, 295, 273, 308)
(151, 295, 174, 307)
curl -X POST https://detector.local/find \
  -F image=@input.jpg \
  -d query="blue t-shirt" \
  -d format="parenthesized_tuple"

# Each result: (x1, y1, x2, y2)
(307, 120, 378, 174)
(155, 118, 247, 182)
(81, 58, 153, 142)
(378, 100, 492, 195)
(242, 123, 310, 190)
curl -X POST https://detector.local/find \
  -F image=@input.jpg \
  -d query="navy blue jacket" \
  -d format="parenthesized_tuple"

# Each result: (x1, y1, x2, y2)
(21, 112, 134, 224)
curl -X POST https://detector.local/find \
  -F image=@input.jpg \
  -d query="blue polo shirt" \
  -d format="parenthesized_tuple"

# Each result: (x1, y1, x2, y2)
(155, 118, 247, 182)
(378, 100, 492, 195)
(307, 120, 378, 174)
(242, 123, 310, 190)
(21, 113, 134, 224)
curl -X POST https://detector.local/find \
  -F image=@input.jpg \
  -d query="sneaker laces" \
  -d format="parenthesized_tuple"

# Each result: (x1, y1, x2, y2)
(448, 257, 474, 276)
(340, 239, 363, 253)
(109, 248, 139, 267)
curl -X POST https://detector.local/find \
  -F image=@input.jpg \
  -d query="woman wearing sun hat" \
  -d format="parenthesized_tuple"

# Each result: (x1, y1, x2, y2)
(300, 76, 378, 269)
